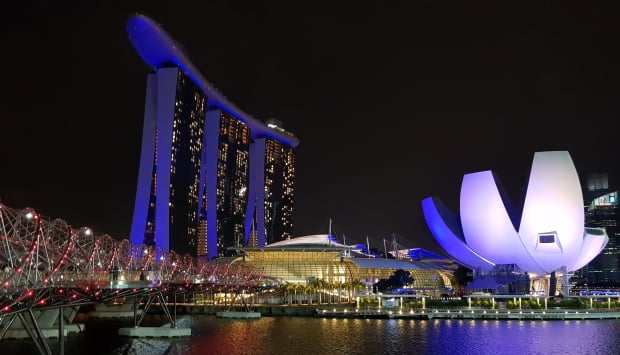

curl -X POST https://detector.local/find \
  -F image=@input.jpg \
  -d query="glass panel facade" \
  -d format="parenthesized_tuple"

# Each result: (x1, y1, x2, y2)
(240, 250, 353, 284)
(351, 266, 451, 290)
(264, 139, 295, 243)
(235, 249, 452, 292)
(141, 70, 206, 256)
(579, 173, 619, 283)
(216, 111, 250, 256)
(168, 70, 206, 255)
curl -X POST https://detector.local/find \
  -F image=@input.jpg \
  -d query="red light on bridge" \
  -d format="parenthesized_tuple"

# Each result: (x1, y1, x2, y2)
(2, 306, 9, 313)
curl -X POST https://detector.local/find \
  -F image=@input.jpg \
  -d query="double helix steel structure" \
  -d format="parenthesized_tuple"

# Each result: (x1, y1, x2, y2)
(0, 202, 270, 354)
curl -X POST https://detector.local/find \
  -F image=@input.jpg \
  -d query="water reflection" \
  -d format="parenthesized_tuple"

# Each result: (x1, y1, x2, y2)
(1, 316, 619, 355)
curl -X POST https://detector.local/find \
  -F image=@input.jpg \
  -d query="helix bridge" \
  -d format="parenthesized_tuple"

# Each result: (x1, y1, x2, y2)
(0, 202, 270, 354)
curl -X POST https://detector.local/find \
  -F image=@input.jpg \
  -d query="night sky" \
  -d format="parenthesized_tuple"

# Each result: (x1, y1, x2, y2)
(1, 2, 618, 254)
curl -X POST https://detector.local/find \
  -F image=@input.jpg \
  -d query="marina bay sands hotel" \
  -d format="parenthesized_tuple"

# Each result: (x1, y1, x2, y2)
(126, 15, 299, 259)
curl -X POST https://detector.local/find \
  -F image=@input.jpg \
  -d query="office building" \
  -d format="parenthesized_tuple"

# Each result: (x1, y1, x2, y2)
(577, 173, 619, 283)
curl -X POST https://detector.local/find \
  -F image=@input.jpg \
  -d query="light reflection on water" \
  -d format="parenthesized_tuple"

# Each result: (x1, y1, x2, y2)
(2, 316, 620, 355)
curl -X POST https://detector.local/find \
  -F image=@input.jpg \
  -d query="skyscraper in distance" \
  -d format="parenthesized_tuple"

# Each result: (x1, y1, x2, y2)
(126, 15, 299, 258)
(578, 173, 619, 283)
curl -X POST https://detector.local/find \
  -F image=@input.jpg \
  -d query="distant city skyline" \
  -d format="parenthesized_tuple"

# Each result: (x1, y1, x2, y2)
(1, 3, 619, 255)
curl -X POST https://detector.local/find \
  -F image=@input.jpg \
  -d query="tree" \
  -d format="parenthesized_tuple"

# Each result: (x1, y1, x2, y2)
(451, 265, 472, 296)
(304, 284, 315, 305)
(311, 279, 327, 304)
(343, 279, 365, 302)
(283, 283, 295, 304)
(375, 269, 414, 293)
(333, 281, 344, 303)
(375, 278, 392, 293)
(294, 283, 304, 304)
(391, 269, 414, 288)
(326, 281, 335, 304)
(351, 279, 365, 298)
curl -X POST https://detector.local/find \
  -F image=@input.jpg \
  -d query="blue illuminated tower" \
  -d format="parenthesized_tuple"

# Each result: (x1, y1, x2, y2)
(126, 15, 299, 258)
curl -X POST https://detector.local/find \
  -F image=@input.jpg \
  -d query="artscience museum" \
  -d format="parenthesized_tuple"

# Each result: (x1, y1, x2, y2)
(422, 151, 609, 296)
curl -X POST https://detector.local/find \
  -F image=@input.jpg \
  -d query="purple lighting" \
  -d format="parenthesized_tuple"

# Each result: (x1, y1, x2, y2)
(421, 197, 494, 272)
(422, 151, 609, 276)
(126, 15, 299, 148)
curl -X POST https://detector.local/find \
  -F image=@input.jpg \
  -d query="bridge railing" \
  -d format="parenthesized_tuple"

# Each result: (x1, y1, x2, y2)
(2, 202, 269, 314)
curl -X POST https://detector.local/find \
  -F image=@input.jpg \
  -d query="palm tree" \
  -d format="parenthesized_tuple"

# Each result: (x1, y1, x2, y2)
(294, 283, 304, 304)
(283, 282, 296, 304)
(326, 281, 337, 304)
(343, 280, 361, 303)
(334, 281, 344, 303)
(304, 284, 315, 305)
(320, 279, 329, 304)
(311, 279, 326, 304)
(351, 279, 365, 302)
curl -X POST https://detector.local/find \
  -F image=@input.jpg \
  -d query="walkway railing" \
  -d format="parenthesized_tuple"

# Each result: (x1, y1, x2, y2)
(1, 202, 269, 314)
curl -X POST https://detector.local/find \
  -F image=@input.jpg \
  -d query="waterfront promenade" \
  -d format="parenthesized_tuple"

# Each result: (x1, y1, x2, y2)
(315, 307, 620, 320)
(146, 301, 620, 320)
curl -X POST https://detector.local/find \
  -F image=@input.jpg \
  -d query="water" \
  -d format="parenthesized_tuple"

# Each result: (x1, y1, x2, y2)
(3, 316, 620, 355)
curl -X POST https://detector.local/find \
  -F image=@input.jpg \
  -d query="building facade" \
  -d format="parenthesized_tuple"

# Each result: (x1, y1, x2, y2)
(422, 151, 610, 295)
(231, 235, 454, 296)
(577, 173, 619, 283)
(263, 133, 296, 243)
(126, 15, 299, 258)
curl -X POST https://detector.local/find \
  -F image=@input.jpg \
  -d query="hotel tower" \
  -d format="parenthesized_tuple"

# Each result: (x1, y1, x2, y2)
(126, 15, 298, 258)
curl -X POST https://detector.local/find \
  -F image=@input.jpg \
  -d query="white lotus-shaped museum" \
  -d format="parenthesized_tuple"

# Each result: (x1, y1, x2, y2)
(422, 151, 608, 276)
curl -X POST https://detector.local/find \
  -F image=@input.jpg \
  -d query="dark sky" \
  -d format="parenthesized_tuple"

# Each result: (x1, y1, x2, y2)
(1, 2, 619, 254)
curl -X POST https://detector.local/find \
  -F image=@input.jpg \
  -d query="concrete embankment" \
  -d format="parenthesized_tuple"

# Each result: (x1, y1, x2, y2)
(182, 304, 346, 317)
(79, 303, 620, 320)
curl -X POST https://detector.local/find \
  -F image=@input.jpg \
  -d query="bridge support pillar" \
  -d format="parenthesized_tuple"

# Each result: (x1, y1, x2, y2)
(0, 306, 83, 340)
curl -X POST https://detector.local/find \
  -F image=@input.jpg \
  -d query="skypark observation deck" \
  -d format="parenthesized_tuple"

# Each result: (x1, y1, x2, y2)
(126, 14, 299, 147)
